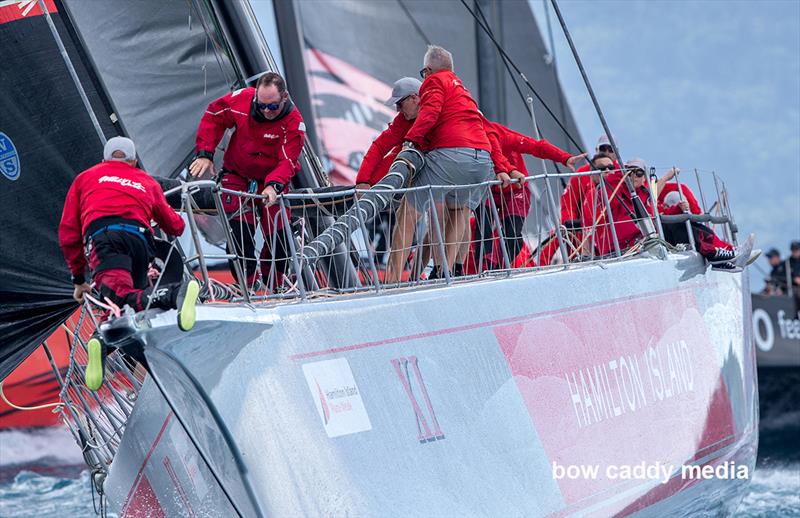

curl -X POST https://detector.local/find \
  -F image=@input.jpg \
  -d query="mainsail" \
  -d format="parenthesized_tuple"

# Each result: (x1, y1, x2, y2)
(292, 0, 584, 184)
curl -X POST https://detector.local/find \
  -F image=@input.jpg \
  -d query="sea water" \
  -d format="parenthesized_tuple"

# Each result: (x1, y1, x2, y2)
(1, 395, 798, 517)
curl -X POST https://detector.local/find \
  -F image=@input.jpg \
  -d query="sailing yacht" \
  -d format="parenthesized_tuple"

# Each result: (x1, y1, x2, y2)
(0, 1, 757, 516)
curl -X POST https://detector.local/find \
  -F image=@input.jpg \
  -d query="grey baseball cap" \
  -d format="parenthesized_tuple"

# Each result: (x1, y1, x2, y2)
(103, 136, 136, 161)
(596, 134, 618, 150)
(624, 157, 648, 172)
(385, 77, 422, 107)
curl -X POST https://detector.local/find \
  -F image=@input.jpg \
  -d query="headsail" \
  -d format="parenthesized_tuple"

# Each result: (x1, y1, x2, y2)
(0, 0, 241, 379)
(0, 0, 115, 380)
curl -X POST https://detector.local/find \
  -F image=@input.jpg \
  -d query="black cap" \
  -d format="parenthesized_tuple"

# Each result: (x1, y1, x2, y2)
(765, 248, 780, 258)
(791, 240, 800, 251)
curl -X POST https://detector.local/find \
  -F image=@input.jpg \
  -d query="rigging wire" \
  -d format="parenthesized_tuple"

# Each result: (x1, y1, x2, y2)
(460, 0, 585, 153)
(547, 0, 654, 235)
(396, 0, 431, 45)
(470, 0, 571, 187)
(37, 0, 106, 145)
(473, 3, 530, 118)
(541, 0, 570, 149)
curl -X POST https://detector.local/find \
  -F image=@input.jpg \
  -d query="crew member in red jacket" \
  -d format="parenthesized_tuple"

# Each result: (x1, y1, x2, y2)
(355, 77, 421, 189)
(583, 157, 654, 256)
(560, 136, 620, 224)
(354, 77, 422, 267)
(473, 120, 585, 270)
(531, 151, 614, 266)
(189, 72, 305, 291)
(531, 136, 616, 266)
(388, 45, 500, 281)
(59, 137, 199, 390)
(655, 168, 736, 265)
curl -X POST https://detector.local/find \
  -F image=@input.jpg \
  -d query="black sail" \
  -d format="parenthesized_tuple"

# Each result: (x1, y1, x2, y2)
(0, 0, 238, 379)
(0, 1, 115, 380)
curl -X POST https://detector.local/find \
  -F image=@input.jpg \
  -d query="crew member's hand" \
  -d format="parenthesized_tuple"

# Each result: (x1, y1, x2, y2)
(565, 153, 588, 172)
(401, 141, 416, 151)
(73, 283, 92, 303)
(678, 200, 690, 213)
(662, 167, 680, 181)
(189, 157, 214, 178)
(496, 172, 512, 189)
(261, 185, 278, 206)
(509, 170, 526, 189)
(355, 182, 370, 198)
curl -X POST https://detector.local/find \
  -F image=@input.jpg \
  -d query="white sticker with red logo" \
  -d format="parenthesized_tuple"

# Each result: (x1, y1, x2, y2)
(302, 358, 372, 438)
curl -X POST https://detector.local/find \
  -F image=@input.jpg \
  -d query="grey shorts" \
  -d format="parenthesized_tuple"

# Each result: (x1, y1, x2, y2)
(406, 147, 495, 212)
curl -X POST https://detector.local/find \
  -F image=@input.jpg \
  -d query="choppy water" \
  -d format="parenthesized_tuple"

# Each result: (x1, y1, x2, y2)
(1, 371, 798, 518)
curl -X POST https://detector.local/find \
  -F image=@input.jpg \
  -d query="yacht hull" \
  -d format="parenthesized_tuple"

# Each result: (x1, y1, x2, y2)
(105, 253, 758, 517)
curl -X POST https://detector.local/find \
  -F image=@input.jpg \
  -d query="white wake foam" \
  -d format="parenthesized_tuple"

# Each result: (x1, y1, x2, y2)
(0, 427, 84, 467)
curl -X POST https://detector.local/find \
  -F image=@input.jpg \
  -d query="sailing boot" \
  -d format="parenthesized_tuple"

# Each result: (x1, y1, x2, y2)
(85, 334, 107, 391)
(175, 280, 200, 332)
(453, 263, 464, 277)
(427, 264, 443, 280)
(146, 279, 200, 331)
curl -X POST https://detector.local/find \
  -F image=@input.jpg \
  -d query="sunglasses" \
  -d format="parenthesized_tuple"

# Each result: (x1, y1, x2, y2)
(598, 145, 615, 153)
(596, 165, 615, 172)
(256, 100, 282, 111)
(630, 169, 646, 177)
(419, 67, 432, 79)
(395, 95, 410, 109)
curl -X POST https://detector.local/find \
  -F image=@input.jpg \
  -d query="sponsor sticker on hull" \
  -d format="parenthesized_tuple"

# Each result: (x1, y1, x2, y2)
(303, 358, 372, 437)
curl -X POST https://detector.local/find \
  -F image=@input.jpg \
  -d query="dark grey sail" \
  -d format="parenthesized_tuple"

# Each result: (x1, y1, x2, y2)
(292, 0, 583, 184)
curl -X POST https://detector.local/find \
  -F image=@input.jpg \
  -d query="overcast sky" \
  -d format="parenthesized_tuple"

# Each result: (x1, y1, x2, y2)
(529, 0, 799, 288)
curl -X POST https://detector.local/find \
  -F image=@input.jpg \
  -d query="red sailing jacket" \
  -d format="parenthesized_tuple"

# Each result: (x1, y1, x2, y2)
(356, 114, 413, 186)
(560, 161, 620, 223)
(59, 161, 185, 280)
(405, 70, 490, 152)
(582, 171, 653, 256)
(489, 122, 573, 218)
(195, 87, 305, 184)
(493, 123, 572, 174)
(482, 118, 514, 175)
(657, 182, 702, 215)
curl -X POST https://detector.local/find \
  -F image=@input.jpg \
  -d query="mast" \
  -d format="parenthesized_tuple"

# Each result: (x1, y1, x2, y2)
(475, 0, 505, 122)
(270, 0, 321, 155)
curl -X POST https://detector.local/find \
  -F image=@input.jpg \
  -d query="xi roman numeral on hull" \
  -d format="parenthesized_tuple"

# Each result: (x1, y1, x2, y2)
(391, 356, 445, 443)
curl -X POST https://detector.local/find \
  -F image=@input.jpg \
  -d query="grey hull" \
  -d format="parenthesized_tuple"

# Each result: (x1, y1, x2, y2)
(105, 252, 758, 517)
